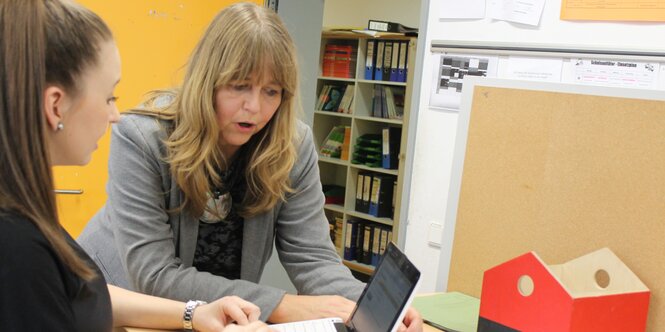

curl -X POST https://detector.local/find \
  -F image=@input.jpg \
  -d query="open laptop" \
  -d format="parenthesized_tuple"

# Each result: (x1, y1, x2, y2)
(271, 242, 421, 332)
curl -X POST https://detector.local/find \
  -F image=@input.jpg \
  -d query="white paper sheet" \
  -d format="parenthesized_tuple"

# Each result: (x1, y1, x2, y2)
(429, 53, 499, 110)
(505, 56, 563, 82)
(488, 0, 545, 26)
(564, 58, 661, 89)
(440, 0, 486, 19)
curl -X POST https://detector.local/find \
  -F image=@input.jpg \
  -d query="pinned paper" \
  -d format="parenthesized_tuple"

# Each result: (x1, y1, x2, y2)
(488, 0, 546, 26)
(439, 0, 486, 19)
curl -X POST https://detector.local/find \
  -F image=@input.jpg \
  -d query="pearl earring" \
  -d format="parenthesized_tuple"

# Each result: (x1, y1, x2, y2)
(56, 122, 64, 131)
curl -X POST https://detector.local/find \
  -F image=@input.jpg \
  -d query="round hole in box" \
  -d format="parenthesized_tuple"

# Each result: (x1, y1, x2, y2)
(517, 275, 534, 297)
(595, 269, 610, 289)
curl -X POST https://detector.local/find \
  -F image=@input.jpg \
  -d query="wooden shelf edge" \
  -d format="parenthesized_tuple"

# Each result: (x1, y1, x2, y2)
(343, 259, 375, 275)
(322, 31, 414, 41)
(314, 110, 353, 118)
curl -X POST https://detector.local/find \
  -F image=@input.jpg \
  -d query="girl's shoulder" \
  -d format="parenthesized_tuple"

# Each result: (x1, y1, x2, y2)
(0, 212, 52, 260)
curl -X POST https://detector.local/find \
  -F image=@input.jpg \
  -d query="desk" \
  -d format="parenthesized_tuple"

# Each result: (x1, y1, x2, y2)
(116, 293, 447, 332)
(119, 324, 439, 332)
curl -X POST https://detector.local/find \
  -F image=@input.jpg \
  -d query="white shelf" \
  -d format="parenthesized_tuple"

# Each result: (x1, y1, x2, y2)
(349, 164, 399, 176)
(318, 76, 355, 82)
(318, 156, 349, 166)
(324, 204, 345, 214)
(315, 32, 417, 275)
(356, 79, 407, 86)
(345, 210, 394, 226)
(313, 110, 353, 118)
(353, 115, 403, 125)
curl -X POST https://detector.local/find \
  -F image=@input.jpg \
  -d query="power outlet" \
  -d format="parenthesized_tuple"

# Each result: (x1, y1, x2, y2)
(427, 222, 444, 247)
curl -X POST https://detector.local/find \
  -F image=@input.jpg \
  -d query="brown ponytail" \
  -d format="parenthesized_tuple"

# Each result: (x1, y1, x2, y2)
(0, 0, 112, 281)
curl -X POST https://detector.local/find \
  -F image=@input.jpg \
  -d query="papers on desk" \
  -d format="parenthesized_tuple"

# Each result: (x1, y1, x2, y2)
(412, 292, 480, 332)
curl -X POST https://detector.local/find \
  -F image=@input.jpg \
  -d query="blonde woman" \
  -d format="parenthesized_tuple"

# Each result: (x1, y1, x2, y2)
(0, 0, 271, 331)
(78, 2, 422, 330)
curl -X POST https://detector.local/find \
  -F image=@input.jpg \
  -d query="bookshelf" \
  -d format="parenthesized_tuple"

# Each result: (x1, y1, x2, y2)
(314, 31, 417, 276)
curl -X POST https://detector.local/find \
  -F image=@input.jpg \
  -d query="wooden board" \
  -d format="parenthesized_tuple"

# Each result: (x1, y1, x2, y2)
(446, 79, 665, 331)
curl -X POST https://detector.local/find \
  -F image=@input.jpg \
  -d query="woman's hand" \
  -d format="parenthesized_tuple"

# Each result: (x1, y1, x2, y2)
(193, 296, 262, 331)
(268, 294, 356, 323)
(397, 307, 423, 332)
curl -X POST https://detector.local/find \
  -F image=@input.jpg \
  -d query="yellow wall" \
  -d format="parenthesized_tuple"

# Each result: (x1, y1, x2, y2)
(55, 0, 262, 237)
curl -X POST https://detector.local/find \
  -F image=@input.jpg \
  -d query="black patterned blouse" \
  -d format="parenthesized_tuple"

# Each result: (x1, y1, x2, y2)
(193, 161, 246, 280)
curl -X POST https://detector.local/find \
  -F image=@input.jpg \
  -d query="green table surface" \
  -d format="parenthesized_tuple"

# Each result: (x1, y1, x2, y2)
(412, 292, 480, 332)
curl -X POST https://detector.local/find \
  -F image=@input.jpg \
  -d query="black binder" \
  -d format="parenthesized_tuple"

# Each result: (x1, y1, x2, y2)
(368, 19, 418, 36)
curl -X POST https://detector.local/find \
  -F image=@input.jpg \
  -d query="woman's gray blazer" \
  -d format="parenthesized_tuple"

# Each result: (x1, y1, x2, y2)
(78, 114, 364, 320)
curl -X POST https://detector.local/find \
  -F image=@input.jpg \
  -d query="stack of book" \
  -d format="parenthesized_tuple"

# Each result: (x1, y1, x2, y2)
(316, 84, 354, 114)
(334, 217, 344, 250)
(322, 184, 345, 205)
(322, 44, 356, 78)
(343, 219, 393, 266)
(327, 215, 344, 250)
(372, 85, 404, 119)
(320, 125, 351, 160)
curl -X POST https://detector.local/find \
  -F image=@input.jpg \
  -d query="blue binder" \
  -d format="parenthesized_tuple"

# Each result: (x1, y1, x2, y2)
(382, 126, 401, 169)
(370, 226, 382, 266)
(382, 42, 393, 81)
(374, 40, 384, 81)
(343, 219, 360, 261)
(364, 39, 376, 80)
(397, 41, 407, 82)
(389, 41, 401, 82)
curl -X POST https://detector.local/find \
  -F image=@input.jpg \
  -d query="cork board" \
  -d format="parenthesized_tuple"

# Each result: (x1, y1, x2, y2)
(446, 80, 665, 331)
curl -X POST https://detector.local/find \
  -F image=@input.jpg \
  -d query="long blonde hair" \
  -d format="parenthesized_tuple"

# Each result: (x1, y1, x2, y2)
(0, 0, 113, 280)
(131, 3, 299, 218)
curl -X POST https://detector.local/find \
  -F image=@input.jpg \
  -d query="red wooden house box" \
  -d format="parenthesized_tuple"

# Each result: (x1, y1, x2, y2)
(478, 248, 649, 332)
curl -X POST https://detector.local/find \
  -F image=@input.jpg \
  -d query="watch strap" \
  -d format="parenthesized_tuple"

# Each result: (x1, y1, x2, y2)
(183, 300, 207, 331)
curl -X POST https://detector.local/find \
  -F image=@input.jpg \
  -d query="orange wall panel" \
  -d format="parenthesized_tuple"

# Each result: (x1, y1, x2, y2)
(55, 0, 262, 237)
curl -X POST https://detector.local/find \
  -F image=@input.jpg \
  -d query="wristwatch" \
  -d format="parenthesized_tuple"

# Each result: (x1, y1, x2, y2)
(183, 300, 207, 331)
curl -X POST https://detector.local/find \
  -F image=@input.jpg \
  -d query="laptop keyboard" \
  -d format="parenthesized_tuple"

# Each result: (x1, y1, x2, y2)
(270, 318, 343, 332)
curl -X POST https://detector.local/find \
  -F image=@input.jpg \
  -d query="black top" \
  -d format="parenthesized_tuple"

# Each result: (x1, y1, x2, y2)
(193, 159, 246, 279)
(0, 211, 112, 331)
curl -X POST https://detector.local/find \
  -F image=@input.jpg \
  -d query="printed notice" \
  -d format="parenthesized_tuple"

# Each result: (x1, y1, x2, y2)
(561, 0, 665, 22)
(429, 53, 499, 110)
(505, 56, 563, 82)
(565, 59, 660, 89)
(440, 0, 486, 19)
(488, 0, 546, 26)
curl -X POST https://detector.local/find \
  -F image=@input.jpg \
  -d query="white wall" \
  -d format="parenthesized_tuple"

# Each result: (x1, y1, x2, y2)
(426, 1, 665, 51)
(322, 0, 420, 29)
(259, 0, 325, 294)
(405, 0, 665, 293)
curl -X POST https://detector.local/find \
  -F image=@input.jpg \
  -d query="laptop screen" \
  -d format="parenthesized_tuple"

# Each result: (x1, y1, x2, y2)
(348, 242, 421, 332)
